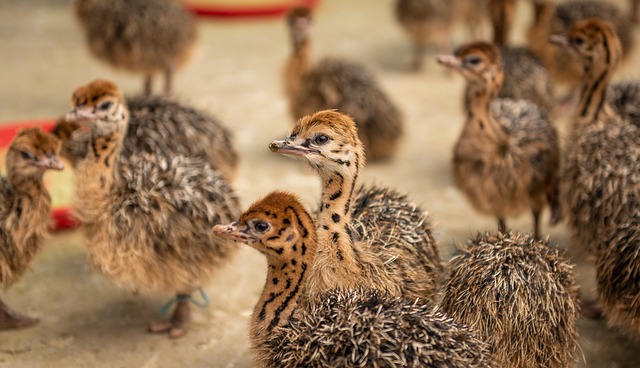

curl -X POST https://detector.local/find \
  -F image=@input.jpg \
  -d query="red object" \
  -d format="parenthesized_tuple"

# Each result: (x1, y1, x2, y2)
(0, 119, 78, 231)
(185, 0, 320, 19)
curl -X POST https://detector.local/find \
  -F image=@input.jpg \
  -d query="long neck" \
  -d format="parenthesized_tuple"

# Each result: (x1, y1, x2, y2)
(305, 153, 365, 297)
(575, 53, 618, 126)
(251, 239, 314, 353)
(284, 39, 311, 105)
(74, 106, 128, 223)
(465, 79, 509, 145)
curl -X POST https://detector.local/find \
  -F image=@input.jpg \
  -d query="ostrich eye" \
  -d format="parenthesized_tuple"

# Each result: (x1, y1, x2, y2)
(98, 101, 112, 110)
(465, 55, 482, 66)
(570, 37, 585, 47)
(20, 151, 35, 160)
(254, 221, 270, 233)
(315, 134, 329, 145)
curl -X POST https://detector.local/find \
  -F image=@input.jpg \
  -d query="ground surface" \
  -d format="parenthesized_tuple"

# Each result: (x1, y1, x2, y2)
(0, 0, 639, 367)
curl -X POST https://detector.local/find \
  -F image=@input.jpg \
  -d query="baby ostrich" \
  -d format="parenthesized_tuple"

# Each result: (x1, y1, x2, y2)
(441, 232, 579, 368)
(74, 0, 197, 96)
(527, 0, 634, 99)
(66, 79, 239, 338)
(213, 192, 498, 368)
(437, 42, 560, 238)
(284, 7, 403, 162)
(394, 0, 455, 70)
(596, 213, 640, 339)
(551, 19, 640, 254)
(53, 95, 238, 181)
(0, 129, 64, 330)
(269, 110, 442, 302)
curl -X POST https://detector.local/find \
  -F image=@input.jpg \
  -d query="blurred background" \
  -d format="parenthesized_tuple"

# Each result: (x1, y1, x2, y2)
(0, 0, 638, 366)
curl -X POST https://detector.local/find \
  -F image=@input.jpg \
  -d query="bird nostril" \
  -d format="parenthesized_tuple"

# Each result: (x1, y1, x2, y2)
(269, 142, 281, 152)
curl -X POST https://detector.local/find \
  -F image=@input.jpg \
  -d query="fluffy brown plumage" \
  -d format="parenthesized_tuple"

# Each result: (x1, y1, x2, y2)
(394, 0, 455, 70)
(438, 42, 560, 238)
(213, 192, 497, 368)
(284, 8, 403, 161)
(596, 213, 640, 339)
(554, 19, 640, 253)
(0, 128, 64, 330)
(609, 81, 640, 127)
(527, 0, 634, 94)
(66, 79, 239, 338)
(270, 110, 442, 303)
(53, 95, 238, 181)
(442, 232, 580, 368)
(74, 0, 197, 95)
(499, 47, 555, 113)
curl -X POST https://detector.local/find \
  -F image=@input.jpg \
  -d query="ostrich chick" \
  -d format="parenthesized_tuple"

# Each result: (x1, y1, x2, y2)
(0, 128, 64, 330)
(596, 213, 640, 338)
(437, 42, 560, 238)
(213, 192, 498, 368)
(394, 0, 456, 70)
(527, 0, 634, 98)
(284, 7, 403, 161)
(551, 19, 640, 254)
(53, 95, 238, 181)
(66, 79, 239, 338)
(74, 0, 197, 96)
(442, 232, 579, 368)
(269, 110, 442, 302)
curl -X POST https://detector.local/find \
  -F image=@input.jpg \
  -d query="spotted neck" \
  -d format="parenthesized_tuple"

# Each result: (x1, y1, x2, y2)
(306, 145, 365, 297)
(251, 222, 316, 350)
(284, 39, 311, 106)
(574, 42, 619, 126)
(464, 78, 509, 147)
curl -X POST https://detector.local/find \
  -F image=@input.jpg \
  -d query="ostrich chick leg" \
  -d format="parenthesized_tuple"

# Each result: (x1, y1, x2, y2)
(149, 295, 191, 338)
(164, 65, 174, 97)
(0, 297, 38, 330)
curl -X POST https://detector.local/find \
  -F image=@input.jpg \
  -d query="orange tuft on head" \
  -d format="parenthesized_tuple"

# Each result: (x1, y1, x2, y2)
(71, 79, 123, 108)
(454, 41, 502, 67)
(287, 6, 313, 23)
(10, 128, 61, 157)
(240, 191, 307, 224)
(291, 110, 359, 146)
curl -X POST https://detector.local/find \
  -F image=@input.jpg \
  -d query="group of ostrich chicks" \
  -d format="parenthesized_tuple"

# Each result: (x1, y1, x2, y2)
(2, 0, 640, 367)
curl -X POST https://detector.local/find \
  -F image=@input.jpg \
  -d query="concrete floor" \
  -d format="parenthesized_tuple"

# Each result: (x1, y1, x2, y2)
(0, 0, 639, 367)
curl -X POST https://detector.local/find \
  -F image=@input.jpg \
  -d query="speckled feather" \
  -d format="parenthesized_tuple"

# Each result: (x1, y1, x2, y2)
(350, 185, 443, 302)
(561, 117, 640, 252)
(596, 213, 640, 339)
(442, 232, 580, 368)
(0, 130, 60, 288)
(74, 0, 197, 74)
(455, 99, 559, 218)
(77, 153, 240, 293)
(499, 47, 554, 113)
(55, 95, 238, 180)
(609, 81, 640, 128)
(265, 289, 498, 368)
(292, 59, 404, 161)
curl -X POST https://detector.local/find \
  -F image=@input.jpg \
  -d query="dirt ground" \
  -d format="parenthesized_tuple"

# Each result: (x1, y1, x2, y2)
(0, 0, 639, 367)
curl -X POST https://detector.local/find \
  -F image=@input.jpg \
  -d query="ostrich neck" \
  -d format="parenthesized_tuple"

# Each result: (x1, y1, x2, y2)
(465, 82, 508, 145)
(575, 60, 616, 126)
(284, 39, 311, 104)
(7, 168, 46, 198)
(251, 238, 313, 348)
(307, 157, 365, 296)
(74, 106, 128, 223)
